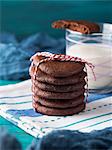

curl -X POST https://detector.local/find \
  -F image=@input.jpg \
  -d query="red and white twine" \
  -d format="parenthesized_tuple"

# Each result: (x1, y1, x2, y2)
(30, 52, 96, 102)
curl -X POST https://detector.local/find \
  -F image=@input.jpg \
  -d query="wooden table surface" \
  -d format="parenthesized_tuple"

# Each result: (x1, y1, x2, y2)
(0, 80, 34, 150)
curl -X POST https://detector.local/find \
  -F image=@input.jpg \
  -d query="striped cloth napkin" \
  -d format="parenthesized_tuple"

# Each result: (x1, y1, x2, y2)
(0, 80, 112, 138)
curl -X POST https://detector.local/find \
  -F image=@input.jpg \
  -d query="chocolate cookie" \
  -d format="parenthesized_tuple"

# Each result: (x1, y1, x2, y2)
(52, 20, 100, 34)
(32, 86, 85, 99)
(33, 95, 85, 108)
(32, 80, 86, 92)
(32, 55, 85, 77)
(33, 102, 85, 116)
(31, 67, 87, 85)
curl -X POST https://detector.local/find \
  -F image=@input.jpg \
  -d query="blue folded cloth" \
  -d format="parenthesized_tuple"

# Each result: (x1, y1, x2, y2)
(28, 128, 112, 150)
(0, 127, 112, 150)
(0, 33, 65, 80)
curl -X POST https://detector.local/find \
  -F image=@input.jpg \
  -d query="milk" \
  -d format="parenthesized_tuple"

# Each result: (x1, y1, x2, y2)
(67, 44, 112, 90)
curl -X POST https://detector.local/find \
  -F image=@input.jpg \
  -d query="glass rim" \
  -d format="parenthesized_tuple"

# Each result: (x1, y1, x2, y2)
(66, 22, 112, 36)
(66, 36, 112, 46)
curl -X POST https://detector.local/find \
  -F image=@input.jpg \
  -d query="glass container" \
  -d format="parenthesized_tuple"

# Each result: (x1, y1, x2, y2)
(66, 23, 112, 93)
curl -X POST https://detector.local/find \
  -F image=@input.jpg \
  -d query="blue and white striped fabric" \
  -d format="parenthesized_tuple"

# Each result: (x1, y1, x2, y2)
(0, 80, 112, 138)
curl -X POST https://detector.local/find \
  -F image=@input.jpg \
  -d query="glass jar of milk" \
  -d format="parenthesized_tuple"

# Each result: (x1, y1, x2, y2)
(66, 23, 112, 93)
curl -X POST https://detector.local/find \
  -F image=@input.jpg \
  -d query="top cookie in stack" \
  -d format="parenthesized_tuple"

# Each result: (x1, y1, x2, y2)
(30, 52, 87, 116)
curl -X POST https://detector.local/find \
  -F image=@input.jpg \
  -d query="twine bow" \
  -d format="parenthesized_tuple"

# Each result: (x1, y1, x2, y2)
(30, 52, 96, 102)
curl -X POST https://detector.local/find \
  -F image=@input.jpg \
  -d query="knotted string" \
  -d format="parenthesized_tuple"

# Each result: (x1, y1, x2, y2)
(30, 52, 96, 102)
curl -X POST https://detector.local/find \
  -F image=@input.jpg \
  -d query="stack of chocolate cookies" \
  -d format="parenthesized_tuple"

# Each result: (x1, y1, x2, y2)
(30, 53, 87, 116)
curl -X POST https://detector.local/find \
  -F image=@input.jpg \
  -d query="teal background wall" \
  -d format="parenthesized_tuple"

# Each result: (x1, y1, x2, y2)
(1, 0, 112, 39)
